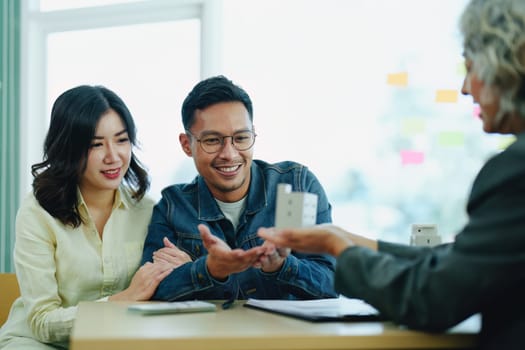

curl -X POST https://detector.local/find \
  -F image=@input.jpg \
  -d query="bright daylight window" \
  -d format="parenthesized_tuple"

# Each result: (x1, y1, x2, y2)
(220, 0, 515, 242)
(46, 20, 200, 199)
(22, 0, 205, 202)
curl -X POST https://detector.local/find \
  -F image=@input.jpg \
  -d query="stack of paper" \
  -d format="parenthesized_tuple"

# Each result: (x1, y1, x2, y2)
(244, 296, 383, 322)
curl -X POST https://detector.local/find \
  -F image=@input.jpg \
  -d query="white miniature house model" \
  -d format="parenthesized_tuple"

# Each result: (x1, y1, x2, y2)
(409, 224, 442, 247)
(275, 183, 318, 228)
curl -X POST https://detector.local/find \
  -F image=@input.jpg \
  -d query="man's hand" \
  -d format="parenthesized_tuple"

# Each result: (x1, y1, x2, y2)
(153, 236, 192, 268)
(198, 224, 265, 280)
(254, 240, 290, 273)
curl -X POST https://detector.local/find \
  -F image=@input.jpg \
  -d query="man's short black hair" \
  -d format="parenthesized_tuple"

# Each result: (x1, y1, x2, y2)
(181, 75, 253, 129)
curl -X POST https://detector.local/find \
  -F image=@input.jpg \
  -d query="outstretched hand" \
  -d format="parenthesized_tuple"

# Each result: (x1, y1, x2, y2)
(198, 224, 265, 280)
(257, 224, 358, 257)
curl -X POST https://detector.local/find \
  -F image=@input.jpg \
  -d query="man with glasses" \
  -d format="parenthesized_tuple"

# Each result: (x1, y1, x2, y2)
(141, 75, 337, 302)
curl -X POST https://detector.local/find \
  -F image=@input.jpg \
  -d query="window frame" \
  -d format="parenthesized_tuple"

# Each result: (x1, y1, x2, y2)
(19, 0, 222, 199)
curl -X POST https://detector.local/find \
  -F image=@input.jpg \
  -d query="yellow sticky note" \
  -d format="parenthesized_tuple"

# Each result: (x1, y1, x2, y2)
(438, 131, 464, 146)
(435, 90, 458, 103)
(387, 72, 408, 87)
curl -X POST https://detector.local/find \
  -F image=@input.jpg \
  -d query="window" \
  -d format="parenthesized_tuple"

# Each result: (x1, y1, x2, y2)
(46, 21, 200, 198)
(21, 0, 511, 243)
(20, 0, 218, 199)
(220, 0, 514, 242)
(39, 0, 142, 12)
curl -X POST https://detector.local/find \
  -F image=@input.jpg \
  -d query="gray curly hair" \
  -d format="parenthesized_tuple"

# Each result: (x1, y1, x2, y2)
(461, 0, 525, 124)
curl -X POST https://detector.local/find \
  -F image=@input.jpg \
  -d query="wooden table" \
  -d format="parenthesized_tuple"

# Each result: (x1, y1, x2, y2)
(70, 301, 479, 350)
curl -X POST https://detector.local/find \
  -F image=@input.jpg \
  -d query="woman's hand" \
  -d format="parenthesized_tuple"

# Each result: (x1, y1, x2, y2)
(153, 237, 192, 268)
(109, 261, 173, 301)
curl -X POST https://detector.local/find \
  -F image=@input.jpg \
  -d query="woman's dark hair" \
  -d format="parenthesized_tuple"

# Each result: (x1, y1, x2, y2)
(31, 85, 150, 227)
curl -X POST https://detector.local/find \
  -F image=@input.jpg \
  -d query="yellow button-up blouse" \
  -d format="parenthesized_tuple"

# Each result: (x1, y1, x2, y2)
(0, 187, 154, 348)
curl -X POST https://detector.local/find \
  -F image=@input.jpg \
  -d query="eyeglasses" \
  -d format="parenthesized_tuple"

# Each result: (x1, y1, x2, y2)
(186, 130, 257, 154)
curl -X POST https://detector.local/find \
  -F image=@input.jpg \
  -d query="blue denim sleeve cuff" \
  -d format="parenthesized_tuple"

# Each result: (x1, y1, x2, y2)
(191, 256, 232, 288)
(258, 255, 299, 282)
(191, 256, 214, 289)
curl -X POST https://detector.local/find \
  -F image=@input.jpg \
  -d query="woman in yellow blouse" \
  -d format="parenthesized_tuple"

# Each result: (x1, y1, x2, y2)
(0, 85, 173, 349)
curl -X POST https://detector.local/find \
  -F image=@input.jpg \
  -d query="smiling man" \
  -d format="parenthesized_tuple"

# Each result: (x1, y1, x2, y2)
(141, 75, 337, 301)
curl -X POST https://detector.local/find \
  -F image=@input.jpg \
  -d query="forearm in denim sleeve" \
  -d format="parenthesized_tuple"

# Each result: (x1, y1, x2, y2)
(150, 256, 236, 300)
(267, 253, 337, 298)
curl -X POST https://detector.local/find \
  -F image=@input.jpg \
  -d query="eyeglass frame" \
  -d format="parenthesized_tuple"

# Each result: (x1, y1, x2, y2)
(185, 129, 257, 154)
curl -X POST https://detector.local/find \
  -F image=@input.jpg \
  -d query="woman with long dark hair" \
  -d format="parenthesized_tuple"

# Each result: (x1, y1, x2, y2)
(0, 85, 172, 349)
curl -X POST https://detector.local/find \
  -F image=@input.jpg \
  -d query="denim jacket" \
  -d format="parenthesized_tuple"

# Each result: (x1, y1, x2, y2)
(141, 159, 337, 301)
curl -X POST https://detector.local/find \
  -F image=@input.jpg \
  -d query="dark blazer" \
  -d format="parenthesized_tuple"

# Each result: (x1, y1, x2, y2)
(334, 133, 525, 350)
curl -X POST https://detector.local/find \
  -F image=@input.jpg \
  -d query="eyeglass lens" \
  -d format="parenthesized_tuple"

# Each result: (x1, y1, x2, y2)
(199, 131, 256, 153)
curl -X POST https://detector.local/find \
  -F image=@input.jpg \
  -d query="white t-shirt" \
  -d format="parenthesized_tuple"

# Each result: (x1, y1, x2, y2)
(215, 197, 247, 231)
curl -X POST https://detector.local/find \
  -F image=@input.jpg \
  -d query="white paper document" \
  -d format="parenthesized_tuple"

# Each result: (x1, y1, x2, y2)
(244, 296, 382, 322)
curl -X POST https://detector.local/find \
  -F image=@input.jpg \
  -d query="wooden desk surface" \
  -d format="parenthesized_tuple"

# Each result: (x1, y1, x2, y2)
(70, 301, 479, 350)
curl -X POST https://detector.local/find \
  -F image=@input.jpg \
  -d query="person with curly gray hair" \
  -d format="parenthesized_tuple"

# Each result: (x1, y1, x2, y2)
(258, 1, 525, 349)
